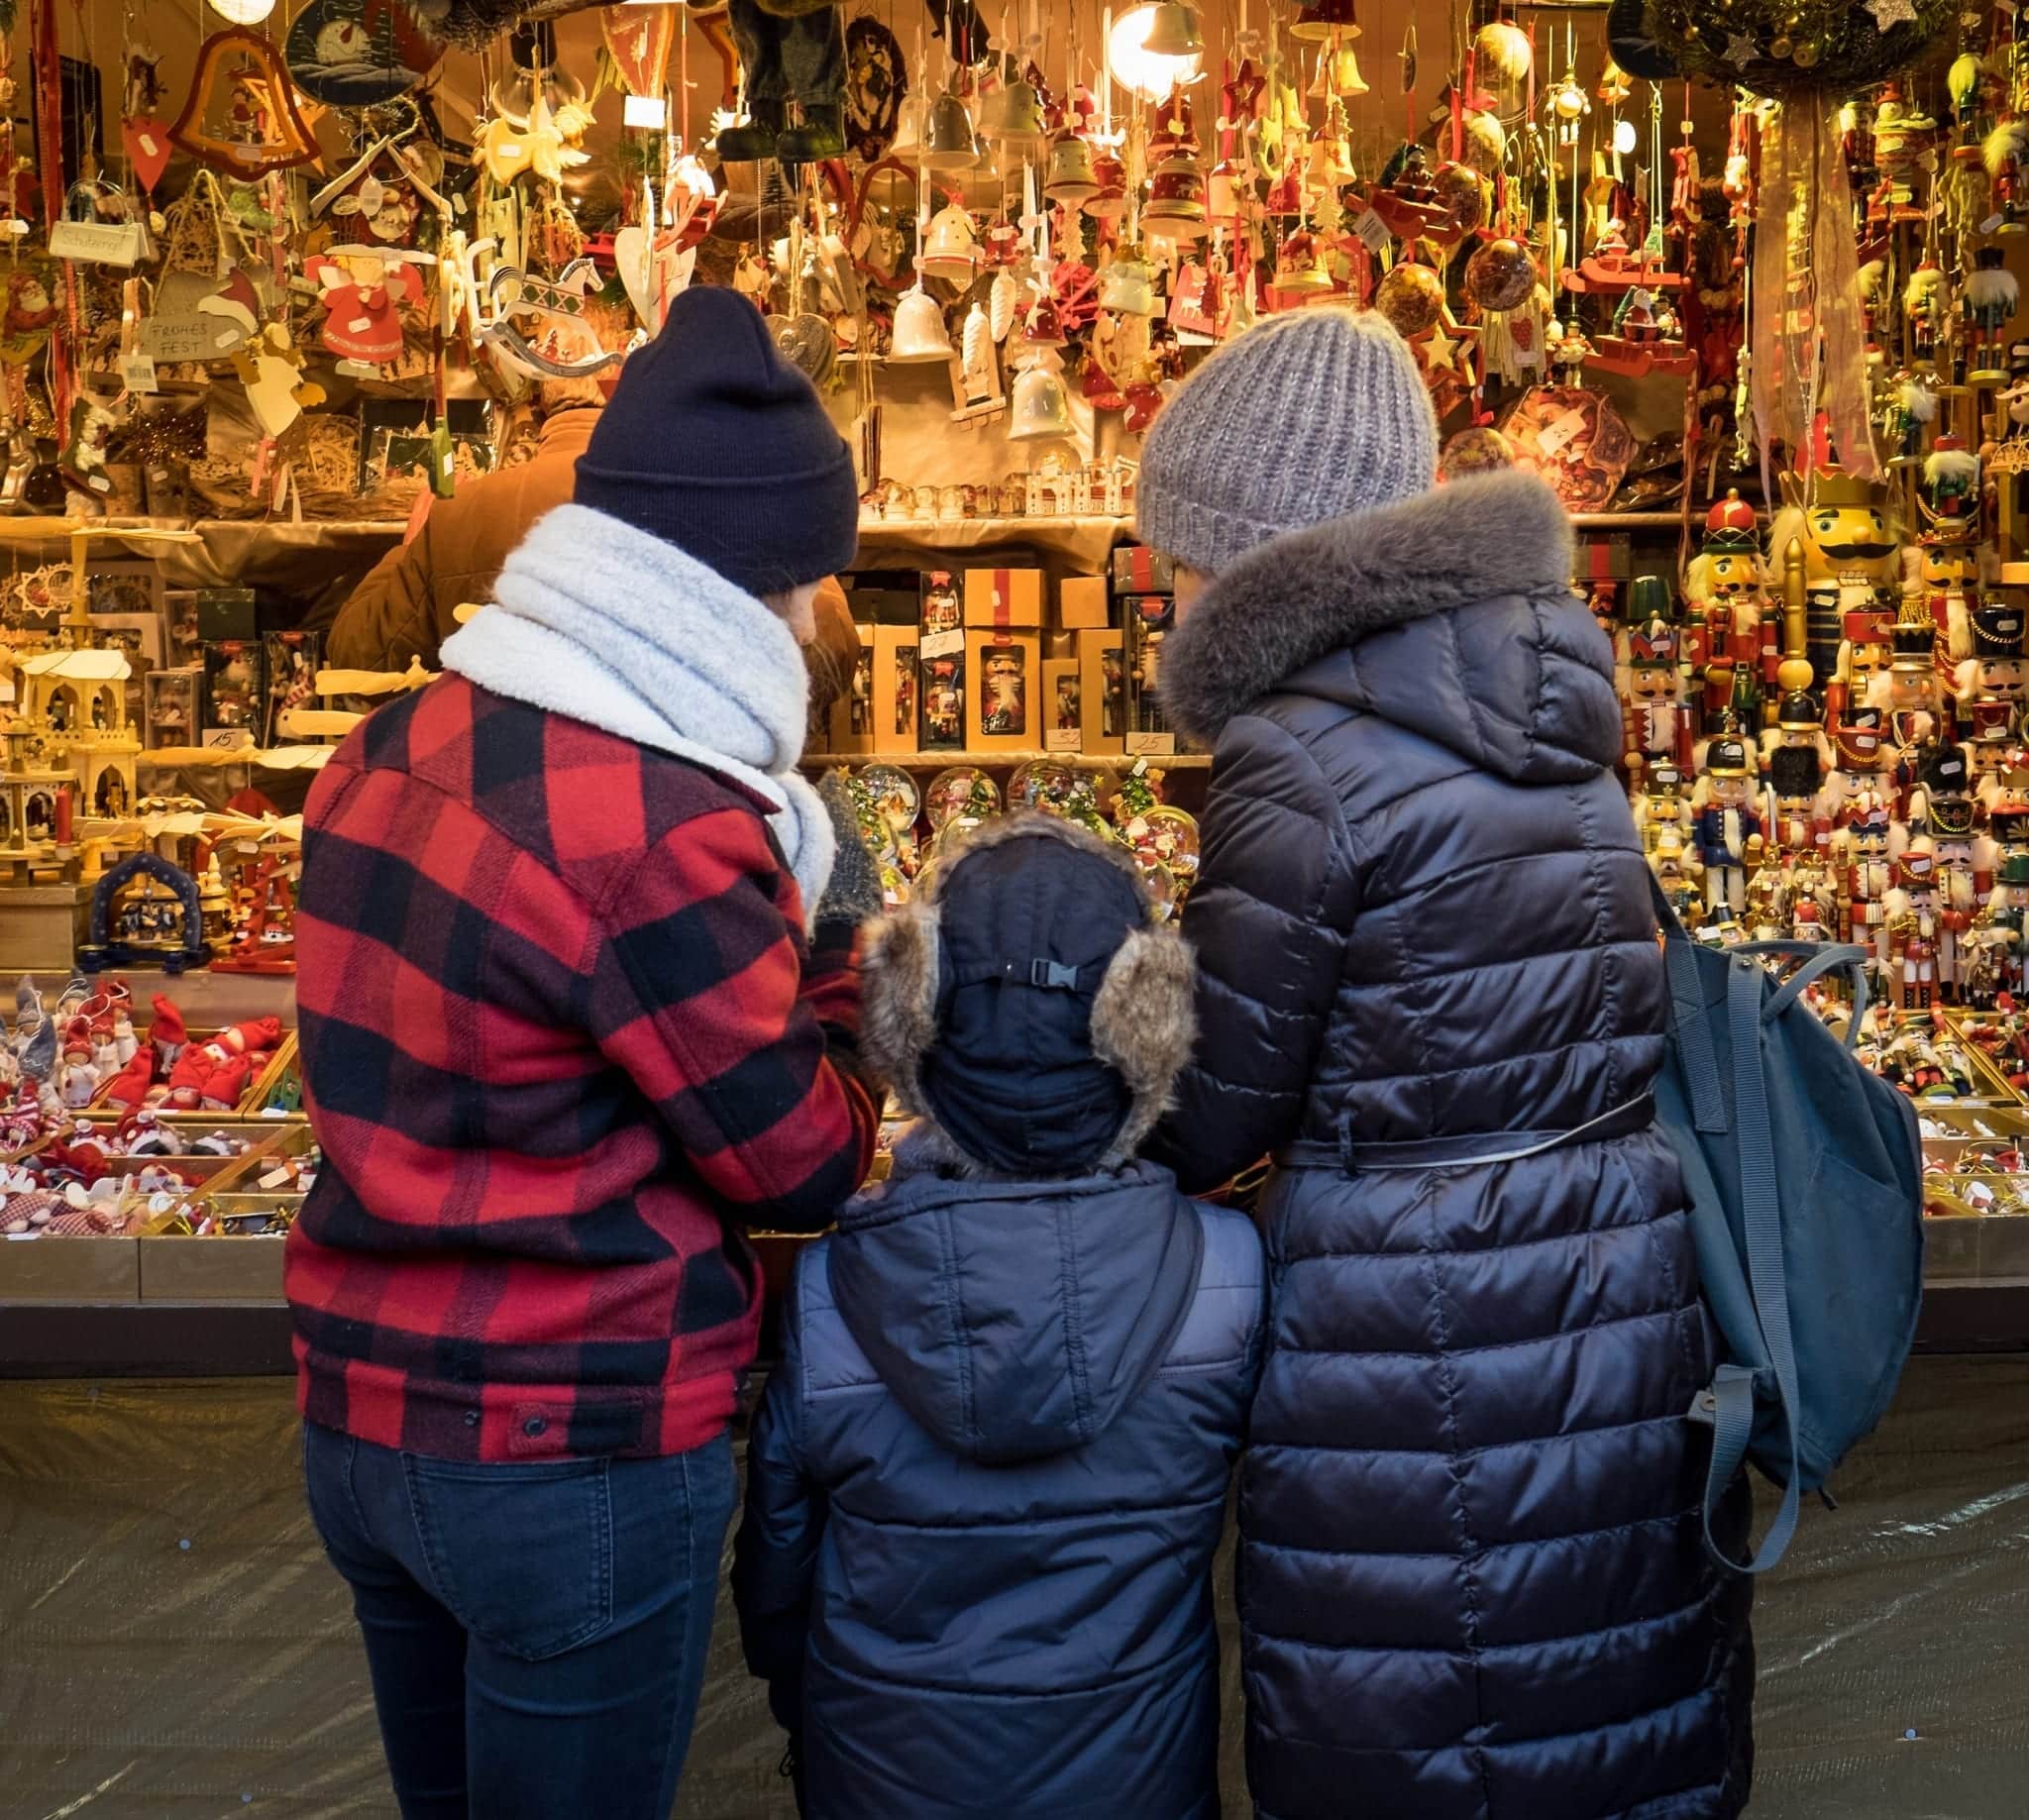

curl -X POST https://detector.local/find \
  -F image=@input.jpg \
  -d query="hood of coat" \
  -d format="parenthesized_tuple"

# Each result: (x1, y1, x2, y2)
(1158, 471, 1623, 783)
(826, 1142, 1205, 1464)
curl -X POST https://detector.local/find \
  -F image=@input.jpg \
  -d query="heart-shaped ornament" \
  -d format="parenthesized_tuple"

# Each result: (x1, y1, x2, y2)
(124, 117, 173, 193)
(613, 224, 653, 326)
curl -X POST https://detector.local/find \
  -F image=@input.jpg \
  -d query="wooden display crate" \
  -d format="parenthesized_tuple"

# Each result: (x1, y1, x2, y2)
(138, 1231, 286, 1301)
(0, 1233, 140, 1301)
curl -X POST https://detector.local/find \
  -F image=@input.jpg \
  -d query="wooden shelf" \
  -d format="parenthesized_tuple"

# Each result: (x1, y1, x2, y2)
(804, 750, 1213, 770)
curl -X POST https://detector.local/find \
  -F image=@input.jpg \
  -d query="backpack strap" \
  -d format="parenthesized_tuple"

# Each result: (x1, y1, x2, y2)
(1737, 940, 1871, 1050)
(1646, 872, 1728, 1133)
(1705, 951, 1805, 1575)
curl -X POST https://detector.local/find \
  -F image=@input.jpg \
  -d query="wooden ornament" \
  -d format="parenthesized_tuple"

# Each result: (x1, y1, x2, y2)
(122, 118, 174, 194)
(284, 0, 444, 108)
(169, 30, 318, 179)
(600, 4, 677, 98)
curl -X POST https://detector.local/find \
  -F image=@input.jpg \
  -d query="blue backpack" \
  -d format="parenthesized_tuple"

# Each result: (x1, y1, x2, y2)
(1647, 879, 1924, 1574)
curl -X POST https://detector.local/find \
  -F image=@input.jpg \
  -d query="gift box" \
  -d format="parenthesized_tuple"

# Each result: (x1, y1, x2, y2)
(1079, 630, 1126, 756)
(1043, 658, 1083, 752)
(965, 631, 1041, 752)
(202, 641, 265, 750)
(964, 567, 1045, 629)
(1111, 545, 1176, 595)
(1574, 534, 1634, 585)
(919, 642, 966, 751)
(145, 667, 201, 749)
(872, 625, 920, 755)
(196, 588, 259, 643)
(1058, 575, 1113, 631)
(823, 622, 877, 755)
(1124, 595, 1178, 757)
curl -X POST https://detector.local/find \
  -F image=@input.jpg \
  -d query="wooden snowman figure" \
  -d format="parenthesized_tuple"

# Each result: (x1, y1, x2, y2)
(1882, 829, 1943, 1012)
(1691, 731, 1762, 918)
(1912, 740, 1998, 997)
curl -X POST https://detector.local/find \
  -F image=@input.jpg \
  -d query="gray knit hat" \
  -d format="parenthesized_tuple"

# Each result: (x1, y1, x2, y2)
(1135, 307, 1440, 577)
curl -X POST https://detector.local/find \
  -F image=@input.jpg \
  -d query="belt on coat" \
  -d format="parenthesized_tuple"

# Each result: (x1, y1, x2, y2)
(1272, 1093, 1656, 1175)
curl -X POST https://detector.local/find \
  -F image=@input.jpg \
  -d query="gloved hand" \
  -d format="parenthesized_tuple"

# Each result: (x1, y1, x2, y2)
(812, 770, 885, 938)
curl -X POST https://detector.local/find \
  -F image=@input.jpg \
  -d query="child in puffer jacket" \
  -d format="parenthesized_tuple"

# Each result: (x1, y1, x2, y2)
(733, 814, 1265, 1820)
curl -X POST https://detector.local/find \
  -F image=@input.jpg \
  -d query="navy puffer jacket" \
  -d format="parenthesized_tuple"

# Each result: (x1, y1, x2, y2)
(733, 1149, 1265, 1820)
(1150, 472, 1755, 1820)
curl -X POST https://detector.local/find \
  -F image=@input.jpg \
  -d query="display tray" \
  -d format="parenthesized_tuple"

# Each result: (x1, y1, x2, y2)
(138, 1232, 285, 1302)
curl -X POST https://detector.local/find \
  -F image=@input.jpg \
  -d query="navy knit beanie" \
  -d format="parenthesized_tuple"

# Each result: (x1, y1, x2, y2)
(574, 286, 859, 597)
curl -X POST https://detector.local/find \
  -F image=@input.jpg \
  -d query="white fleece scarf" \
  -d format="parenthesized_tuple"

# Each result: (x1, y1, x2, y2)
(440, 503, 835, 921)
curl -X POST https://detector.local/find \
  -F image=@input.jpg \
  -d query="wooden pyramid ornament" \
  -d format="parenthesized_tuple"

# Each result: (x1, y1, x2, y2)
(169, 30, 318, 179)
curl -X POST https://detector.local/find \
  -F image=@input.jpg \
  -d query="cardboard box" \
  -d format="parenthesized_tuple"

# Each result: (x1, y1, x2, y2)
(919, 572, 963, 638)
(1058, 575, 1112, 631)
(202, 640, 264, 747)
(1110, 545, 1175, 595)
(139, 1233, 286, 1301)
(964, 567, 1045, 629)
(1078, 630, 1126, 755)
(1043, 658, 1083, 752)
(0, 1233, 140, 1300)
(871, 625, 920, 754)
(823, 622, 877, 755)
(965, 630, 1041, 752)
(195, 587, 258, 643)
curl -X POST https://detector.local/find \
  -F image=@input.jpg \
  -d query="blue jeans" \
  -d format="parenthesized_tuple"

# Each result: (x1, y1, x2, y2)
(303, 1421, 736, 1820)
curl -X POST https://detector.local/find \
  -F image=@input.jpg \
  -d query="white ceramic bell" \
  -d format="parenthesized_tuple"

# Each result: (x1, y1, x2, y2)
(1044, 131, 1100, 204)
(919, 203, 981, 285)
(891, 284, 955, 363)
(1010, 356, 1074, 440)
(1098, 252, 1160, 316)
(979, 77, 1049, 149)
(922, 90, 980, 170)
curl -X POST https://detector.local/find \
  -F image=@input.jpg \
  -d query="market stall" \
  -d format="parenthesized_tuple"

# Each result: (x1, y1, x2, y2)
(1, 0, 2027, 1361)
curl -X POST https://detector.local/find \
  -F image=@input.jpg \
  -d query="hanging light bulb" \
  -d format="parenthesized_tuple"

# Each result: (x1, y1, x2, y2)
(1109, 3, 1206, 104)
(207, 0, 276, 22)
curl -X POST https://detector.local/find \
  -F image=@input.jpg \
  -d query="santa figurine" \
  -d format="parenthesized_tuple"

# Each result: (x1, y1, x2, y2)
(1691, 731, 1762, 917)
(1617, 577, 1694, 784)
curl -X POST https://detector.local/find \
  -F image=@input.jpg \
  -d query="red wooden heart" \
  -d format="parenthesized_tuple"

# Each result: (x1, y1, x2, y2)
(124, 116, 173, 193)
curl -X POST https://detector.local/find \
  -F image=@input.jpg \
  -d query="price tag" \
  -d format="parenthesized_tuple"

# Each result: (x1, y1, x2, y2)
(1536, 407, 1590, 459)
(119, 353, 159, 395)
(1350, 209, 1392, 254)
(919, 627, 965, 660)
(259, 1167, 294, 1190)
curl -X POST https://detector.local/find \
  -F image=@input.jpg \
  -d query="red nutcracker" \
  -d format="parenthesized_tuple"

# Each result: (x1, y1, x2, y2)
(1827, 609, 1894, 767)
(1841, 787, 1896, 958)
(1684, 490, 1775, 726)
(1617, 583, 1694, 782)
(1954, 600, 2026, 742)
(1873, 602, 1944, 813)
(1883, 833, 1942, 1012)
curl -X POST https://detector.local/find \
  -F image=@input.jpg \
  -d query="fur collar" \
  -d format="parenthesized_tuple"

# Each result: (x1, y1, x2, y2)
(1158, 472, 1576, 744)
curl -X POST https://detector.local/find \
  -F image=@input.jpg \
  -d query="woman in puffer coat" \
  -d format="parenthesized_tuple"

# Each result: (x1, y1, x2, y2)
(1136, 309, 1755, 1820)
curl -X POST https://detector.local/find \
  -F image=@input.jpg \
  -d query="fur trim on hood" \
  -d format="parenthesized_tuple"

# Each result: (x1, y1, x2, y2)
(859, 814, 1197, 1178)
(1157, 471, 1576, 744)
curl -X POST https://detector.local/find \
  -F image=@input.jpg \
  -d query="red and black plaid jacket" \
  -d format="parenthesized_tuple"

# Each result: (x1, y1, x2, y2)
(286, 675, 877, 1462)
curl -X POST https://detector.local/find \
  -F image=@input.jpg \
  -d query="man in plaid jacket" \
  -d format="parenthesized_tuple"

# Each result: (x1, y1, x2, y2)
(290, 287, 879, 1820)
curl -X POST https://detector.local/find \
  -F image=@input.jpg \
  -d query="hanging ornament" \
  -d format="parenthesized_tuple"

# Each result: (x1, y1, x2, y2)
(843, 15, 907, 161)
(1648, 0, 1951, 91)
(305, 252, 426, 369)
(1473, 21, 1533, 88)
(1374, 261, 1444, 337)
(169, 31, 318, 178)
(1466, 238, 1539, 312)
(601, 4, 677, 99)
(284, 0, 444, 107)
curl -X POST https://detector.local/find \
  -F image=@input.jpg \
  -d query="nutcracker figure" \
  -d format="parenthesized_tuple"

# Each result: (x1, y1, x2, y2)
(1919, 535, 1980, 668)
(1953, 601, 2026, 744)
(1921, 432, 1982, 547)
(1771, 466, 1902, 689)
(1616, 582, 1694, 781)
(1789, 858, 1840, 943)
(1745, 860, 1790, 941)
(1828, 613, 1895, 765)
(1904, 259, 1949, 371)
(1982, 766, 2029, 865)
(1985, 117, 2029, 236)
(1587, 578, 1621, 640)
(1684, 490, 1775, 727)
(1692, 733, 1762, 916)
(1882, 832, 1942, 1012)
(1650, 822, 1705, 924)
(1873, 597, 1944, 810)
(1966, 246, 2020, 382)
(1760, 686, 1838, 867)
(1884, 370, 1939, 470)
(1912, 741, 1998, 996)
(1840, 787, 1896, 958)
(1976, 850, 2029, 1001)
(1631, 756, 1694, 854)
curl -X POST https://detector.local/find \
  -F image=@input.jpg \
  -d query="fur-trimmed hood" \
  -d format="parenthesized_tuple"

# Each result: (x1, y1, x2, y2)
(859, 814, 1196, 1177)
(1158, 471, 1623, 782)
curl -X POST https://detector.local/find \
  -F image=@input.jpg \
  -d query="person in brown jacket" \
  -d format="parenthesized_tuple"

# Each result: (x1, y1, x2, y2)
(326, 378, 606, 673)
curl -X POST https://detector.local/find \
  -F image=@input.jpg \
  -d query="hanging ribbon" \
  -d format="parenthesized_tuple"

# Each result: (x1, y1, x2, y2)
(1751, 95, 1876, 484)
